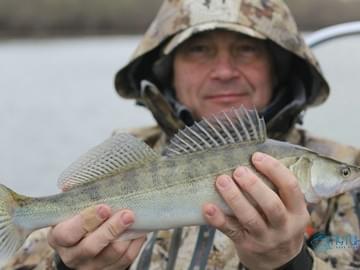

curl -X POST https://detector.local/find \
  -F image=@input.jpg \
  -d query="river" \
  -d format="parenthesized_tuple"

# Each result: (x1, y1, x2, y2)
(0, 35, 359, 196)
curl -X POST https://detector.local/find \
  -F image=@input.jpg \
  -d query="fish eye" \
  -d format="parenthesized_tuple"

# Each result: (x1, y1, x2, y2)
(340, 166, 351, 177)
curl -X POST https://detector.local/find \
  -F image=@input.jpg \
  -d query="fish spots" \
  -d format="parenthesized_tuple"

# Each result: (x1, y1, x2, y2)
(186, 165, 195, 180)
(86, 184, 102, 202)
(52, 192, 73, 206)
(121, 171, 141, 194)
(163, 159, 178, 184)
(223, 147, 237, 168)
(17, 200, 27, 208)
(149, 162, 161, 187)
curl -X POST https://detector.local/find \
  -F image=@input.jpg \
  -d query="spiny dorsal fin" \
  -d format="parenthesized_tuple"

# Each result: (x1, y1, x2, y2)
(58, 133, 160, 191)
(164, 106, 266, 157)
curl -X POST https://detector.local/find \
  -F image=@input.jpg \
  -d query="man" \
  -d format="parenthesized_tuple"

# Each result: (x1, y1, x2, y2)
(4, 0, 360, 269)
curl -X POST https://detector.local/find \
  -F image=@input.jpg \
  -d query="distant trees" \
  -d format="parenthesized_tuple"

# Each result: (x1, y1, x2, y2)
(0, 0, 359, 37)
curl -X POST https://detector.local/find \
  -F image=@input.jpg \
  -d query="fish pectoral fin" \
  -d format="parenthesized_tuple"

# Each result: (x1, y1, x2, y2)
(283, 156, 321, 203)
(287, 156, 314, 194)
(288, 156, 312, 181)
(58, 133, 161, 191)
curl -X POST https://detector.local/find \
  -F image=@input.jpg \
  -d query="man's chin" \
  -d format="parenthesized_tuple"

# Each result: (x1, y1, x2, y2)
(212, 101, 252, 112)
(196, 104, 238, 118)
(193, 101, 255, 119)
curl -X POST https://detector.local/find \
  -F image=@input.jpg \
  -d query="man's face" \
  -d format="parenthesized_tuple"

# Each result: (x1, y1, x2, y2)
(173, 30, 274, 119)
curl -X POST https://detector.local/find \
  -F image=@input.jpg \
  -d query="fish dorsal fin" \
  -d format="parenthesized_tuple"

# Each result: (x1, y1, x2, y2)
(58, 133, 160, 191)
(164, 106, 267, 157)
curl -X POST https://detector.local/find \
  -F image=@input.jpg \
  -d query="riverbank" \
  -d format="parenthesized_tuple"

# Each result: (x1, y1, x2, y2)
(1, 0, 359, 37)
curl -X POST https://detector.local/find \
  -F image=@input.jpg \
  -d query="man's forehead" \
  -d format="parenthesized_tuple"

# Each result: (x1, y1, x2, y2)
(183, 29, 263, 43)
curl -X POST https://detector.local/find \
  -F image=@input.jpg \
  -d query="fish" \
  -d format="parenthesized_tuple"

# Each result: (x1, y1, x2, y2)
(0, 106, 360, 260)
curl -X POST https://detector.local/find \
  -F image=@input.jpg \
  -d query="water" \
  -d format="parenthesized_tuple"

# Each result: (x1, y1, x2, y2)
(0, 35, 359, 196)
(0, 36, 155, 196)
(302, 35, 360, 146)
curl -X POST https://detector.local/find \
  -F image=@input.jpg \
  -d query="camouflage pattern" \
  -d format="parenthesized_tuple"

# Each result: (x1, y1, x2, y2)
(3, 126, 360, 270)
(1, 228, 55, 270)
(140, 82, 184, 137)
(115, 0, 329, 108)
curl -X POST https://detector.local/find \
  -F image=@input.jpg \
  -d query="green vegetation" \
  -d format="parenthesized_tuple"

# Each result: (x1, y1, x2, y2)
(0, 0, 359, 37)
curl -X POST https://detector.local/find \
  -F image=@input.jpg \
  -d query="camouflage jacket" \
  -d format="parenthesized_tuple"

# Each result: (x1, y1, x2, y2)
(3, 126, 360, 270)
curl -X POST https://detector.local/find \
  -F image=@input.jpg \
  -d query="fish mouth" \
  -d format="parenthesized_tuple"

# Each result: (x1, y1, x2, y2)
(313, 181, 350, 199)
(339, 177, 360, 194)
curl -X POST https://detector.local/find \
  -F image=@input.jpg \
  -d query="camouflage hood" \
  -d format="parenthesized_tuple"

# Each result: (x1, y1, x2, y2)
(114, 0, 329, 138)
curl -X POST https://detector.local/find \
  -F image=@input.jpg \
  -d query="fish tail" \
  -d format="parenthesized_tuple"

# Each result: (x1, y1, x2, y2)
(0, 184, 31, 260)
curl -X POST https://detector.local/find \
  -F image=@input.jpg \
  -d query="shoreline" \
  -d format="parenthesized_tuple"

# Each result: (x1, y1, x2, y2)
(1, 0, 359, 38)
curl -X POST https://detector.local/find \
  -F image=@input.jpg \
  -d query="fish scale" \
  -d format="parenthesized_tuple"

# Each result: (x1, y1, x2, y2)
(0, 106, 360, 261)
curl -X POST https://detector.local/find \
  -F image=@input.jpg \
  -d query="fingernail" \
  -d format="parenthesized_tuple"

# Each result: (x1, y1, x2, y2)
(217, 176, 230, 189)
(96, 206, 109, 220)
(205, 206, 216, 217)
(121, 211, 134, 226)
(234, 167, 247, 178)
(253, 152, 265, 162)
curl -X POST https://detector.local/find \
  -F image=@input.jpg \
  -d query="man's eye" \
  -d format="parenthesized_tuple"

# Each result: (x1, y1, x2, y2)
(188, 44, 209, 53)
(235, 44, 258, 54)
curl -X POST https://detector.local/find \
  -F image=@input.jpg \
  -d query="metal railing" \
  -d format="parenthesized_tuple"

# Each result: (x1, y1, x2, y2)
(305, 21, 360, 48)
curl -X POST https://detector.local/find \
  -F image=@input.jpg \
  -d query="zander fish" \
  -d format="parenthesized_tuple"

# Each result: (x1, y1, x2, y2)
(1, 107, 360, 260)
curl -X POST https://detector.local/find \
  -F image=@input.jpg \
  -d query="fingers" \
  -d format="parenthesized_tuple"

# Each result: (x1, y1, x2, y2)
(72, 235, 146, 270)
(93, 239, 131, 268)
(81, 205, 111, 233)
(48, 204, 111, 248)
(103, 236, 147, 270)
(210, 152, 306, 232)
(251, 152, 306, 214)
(204, 153, 309, 270)
(214, 175, 267, 235)
(48, 206, 138, 269)
(65, 210, 134, 266)
(233, 166, 287, 227)
(203, 203, 244, 240)
(79, 210, 134, 254)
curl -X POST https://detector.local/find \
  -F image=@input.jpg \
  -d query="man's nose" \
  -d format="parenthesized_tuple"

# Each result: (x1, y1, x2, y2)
(210, 52, 239, 80)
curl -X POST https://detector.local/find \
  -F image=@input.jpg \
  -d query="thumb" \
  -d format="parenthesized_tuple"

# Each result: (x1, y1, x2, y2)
(48, 204, 111, 248)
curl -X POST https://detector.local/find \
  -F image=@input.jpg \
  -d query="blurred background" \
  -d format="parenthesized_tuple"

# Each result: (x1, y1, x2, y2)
(1, 0, 360, 36)
(0, 0, 359, 196)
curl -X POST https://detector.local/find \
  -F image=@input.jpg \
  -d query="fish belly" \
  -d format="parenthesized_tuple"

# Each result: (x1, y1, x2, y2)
(105, 176, 229, 231)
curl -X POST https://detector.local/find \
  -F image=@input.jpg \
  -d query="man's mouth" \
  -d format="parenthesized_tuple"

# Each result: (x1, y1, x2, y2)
(204, 93, 249, 103)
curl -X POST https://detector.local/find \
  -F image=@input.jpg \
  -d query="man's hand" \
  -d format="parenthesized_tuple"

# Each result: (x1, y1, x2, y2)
(48, 205, 146, 270)
(203, 152, 310, 270)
